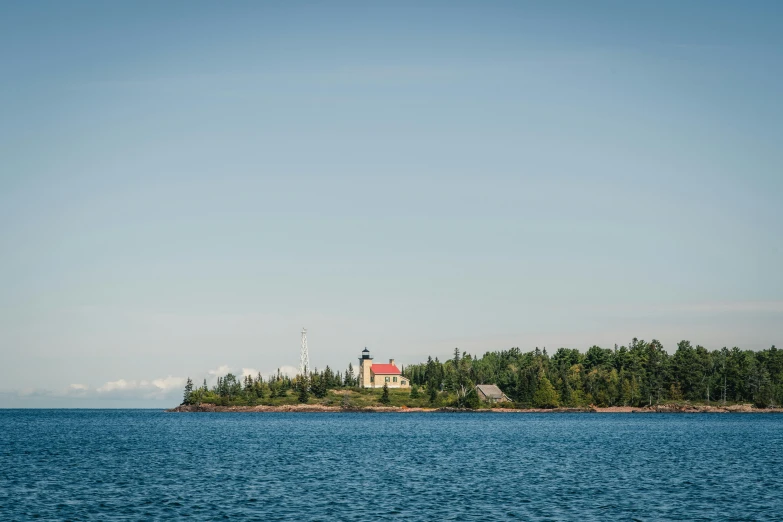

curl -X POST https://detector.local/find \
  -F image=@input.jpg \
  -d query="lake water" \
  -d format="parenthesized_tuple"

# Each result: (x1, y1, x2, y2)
(1, 410, 781, 521)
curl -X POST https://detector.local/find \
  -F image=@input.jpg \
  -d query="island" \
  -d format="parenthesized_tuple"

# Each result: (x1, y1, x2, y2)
(170, 341, 783, 413)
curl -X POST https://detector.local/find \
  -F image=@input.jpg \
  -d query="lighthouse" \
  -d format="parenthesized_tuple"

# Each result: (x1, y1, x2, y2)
(358, 347, 373, 388)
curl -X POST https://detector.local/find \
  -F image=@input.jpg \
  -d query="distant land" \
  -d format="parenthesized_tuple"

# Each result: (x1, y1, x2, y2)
(169, 400, 779, 414)
(174, 341, 783, 412)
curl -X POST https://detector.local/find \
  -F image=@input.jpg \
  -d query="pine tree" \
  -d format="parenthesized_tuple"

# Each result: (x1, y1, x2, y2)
(183, 377, 193, 405)
(428, 383, 438, 404)
(312, 373, 328, 398)
(297, 376, 310, 404)
(380, 383, 391, 405)
(345, 363, 355, 387)
(410, 385, 420, 399)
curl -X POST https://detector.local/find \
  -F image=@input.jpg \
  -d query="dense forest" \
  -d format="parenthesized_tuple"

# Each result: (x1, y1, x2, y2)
(182, 340, 783, 409)
(405, 340, 783, 408)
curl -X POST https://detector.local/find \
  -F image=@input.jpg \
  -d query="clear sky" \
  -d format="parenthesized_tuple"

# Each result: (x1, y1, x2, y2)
(1, 1, 781, 407)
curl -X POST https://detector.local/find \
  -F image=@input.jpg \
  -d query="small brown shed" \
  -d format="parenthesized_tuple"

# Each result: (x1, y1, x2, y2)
(476, 384, 511, 403)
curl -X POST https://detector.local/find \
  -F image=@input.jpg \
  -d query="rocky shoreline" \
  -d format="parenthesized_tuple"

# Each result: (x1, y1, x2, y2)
(168, 403, 782, 413)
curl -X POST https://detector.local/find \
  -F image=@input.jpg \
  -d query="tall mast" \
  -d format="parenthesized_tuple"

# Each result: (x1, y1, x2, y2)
(300, 328, 309, 376)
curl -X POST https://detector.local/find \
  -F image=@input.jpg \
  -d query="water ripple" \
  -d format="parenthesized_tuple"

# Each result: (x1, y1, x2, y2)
(0, 411, 781, 520)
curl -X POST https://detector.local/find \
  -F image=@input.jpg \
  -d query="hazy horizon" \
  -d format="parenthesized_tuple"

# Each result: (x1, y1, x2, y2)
(2, 1, 781, 407)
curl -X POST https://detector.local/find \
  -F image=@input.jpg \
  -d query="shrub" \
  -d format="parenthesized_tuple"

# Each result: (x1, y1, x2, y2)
(380, 383, 391, 405)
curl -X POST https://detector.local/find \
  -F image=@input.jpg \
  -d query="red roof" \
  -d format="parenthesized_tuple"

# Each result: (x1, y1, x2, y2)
(371, 364, 401, 375)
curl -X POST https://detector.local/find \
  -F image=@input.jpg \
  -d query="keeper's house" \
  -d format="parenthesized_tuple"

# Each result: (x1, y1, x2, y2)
(358, 348, 410, 389)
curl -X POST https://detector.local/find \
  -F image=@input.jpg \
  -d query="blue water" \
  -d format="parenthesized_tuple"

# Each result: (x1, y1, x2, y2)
(1, 411, 782, 521)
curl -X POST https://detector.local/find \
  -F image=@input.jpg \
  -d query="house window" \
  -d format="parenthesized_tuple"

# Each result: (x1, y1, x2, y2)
(402, 380, 407, 385)
(385, 377, 390, 382)
(393, 377, 397, 383)
(370, 375, 374, 383)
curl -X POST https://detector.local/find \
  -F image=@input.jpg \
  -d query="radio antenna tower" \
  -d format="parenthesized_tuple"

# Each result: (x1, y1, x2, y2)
(300, 328, 310, 377)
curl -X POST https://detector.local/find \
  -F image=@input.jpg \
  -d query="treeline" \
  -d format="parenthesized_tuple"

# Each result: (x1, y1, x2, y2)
(183, 364, 361, 406)
(403, 341, 783, 408)
(182, 341, 782, 409)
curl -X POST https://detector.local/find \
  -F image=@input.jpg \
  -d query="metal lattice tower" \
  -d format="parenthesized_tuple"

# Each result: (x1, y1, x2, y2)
(300, 328, 309, 377)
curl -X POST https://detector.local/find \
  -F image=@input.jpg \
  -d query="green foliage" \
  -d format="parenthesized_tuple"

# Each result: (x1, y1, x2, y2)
(180, 341, 783, 410)
(453, 387, 480, 409)
(402, 341, 783, 408)
(182, 377, 193, 405)
(428, 384, 438, 404)
(310, 373, 328, 399)
(533, 375, 560, 408)
(297, 376, 310, 404)
(344, 363, 356, 387)
(380, 383, 390, 405)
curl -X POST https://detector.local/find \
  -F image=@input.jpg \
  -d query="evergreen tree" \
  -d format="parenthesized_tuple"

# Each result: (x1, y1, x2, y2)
(169, 338, 783, 409)
(312, 373, 328, 398)
(323, 366, 335, 389)
(380, 383, 390, 405)
(345, 363, 355, 386)
(428, 383, 438, 404)
(297, 376, 310, 403)
(222, 373, 241, 400)
(183, 377, 193, 405)
(425, 356, 435, 384)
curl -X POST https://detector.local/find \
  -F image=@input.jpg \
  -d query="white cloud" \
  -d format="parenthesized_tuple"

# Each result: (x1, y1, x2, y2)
(66, 384, 89, 396)
(150, 376, 184, 391)
(97, 379, 132, 393)
(208, 364, 298, 380)
(278, 365, 298, 378)
(89, 375, 187, 400)
(208, 365, 232, 376)
(2, 364, 306, 407)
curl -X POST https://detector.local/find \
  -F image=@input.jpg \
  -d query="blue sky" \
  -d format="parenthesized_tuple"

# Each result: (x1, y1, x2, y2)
(1, 1, 781, 407)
